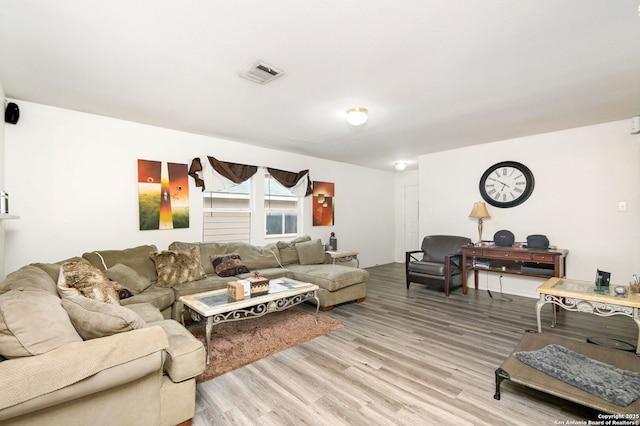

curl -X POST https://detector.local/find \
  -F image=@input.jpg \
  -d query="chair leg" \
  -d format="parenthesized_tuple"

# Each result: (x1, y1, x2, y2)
(444, 275, 450, 297)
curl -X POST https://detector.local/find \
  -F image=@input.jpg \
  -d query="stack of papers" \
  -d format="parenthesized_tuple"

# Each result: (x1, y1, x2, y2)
(268, 283, 289, 293)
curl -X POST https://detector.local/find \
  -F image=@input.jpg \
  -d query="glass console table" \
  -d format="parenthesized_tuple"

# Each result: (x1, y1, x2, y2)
(536, 277, 640, 355)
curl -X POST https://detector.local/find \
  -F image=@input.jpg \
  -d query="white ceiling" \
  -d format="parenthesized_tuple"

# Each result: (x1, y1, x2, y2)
(1, 1, 639, 171)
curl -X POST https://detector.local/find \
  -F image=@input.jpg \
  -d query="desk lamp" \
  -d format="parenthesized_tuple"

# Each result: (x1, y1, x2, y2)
(469, 202, 490, 245)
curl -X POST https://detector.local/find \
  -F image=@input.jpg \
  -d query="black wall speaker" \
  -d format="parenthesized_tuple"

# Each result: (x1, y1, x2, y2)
(4, 102, 19, 124)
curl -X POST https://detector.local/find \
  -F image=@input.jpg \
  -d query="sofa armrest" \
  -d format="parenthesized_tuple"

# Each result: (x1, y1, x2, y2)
(0, 326, 169, 411)
(148, 320, 206, 382)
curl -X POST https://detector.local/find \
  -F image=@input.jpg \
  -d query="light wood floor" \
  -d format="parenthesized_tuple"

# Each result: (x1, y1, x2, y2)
(193, 263, 638, 426)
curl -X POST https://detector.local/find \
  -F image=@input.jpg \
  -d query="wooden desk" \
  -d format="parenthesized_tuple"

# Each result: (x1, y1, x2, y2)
(461, 246, 568, 294)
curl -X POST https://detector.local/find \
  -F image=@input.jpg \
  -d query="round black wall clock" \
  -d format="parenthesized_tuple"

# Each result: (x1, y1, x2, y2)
(479, 161, 534, 208)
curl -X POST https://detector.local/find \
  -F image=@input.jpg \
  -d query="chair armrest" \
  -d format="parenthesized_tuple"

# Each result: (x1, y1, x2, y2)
(445, 254, 464, 272)
(405, 250, 424, 263)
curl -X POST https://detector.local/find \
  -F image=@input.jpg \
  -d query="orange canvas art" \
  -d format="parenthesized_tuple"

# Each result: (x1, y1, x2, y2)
(138, 159, 190, 230)
(313, 181, 334, 226)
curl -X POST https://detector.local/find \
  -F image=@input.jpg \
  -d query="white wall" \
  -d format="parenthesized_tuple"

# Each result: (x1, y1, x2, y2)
(0, 81, 6, 278)
(419, 120, 640, 297)
(2, 101, 395, 274)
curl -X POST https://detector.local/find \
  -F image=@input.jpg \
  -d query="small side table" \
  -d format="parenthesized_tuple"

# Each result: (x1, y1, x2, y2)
(326, 250, 359, 268)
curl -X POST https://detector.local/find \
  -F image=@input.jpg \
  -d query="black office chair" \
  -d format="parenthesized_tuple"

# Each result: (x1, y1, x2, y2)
(406, 235, 472, 296)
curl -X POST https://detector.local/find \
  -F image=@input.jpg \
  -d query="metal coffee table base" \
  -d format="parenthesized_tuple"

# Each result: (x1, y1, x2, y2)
(188, 290, 319, 364)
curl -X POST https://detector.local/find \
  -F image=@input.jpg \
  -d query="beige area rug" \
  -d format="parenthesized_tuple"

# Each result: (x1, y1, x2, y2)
(188, 307, 343, 383)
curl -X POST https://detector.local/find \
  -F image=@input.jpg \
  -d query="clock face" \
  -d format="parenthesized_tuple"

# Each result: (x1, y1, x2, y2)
(479, 161, 534, 208)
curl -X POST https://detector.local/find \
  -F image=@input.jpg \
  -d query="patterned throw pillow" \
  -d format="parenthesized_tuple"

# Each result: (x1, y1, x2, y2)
(150, 247, 206, 288)
(210, 253, 250, 277)
(57, 261, 121, 305)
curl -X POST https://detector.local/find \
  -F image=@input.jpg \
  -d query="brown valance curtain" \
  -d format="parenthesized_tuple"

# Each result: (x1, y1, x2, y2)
(188, 156, 258, 191)
(267, 167, 313, 197)
(189, 156, 311, 196)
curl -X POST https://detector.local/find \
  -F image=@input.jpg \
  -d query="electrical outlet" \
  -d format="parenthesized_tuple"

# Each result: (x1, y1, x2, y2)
(618, 201, 627, 212)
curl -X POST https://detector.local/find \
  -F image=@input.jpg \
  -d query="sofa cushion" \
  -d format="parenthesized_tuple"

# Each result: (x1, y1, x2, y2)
(0, 290, 82, 358)
(169, 241, 229, 275)
(125, 302, 165, 323)
(58, 262, 121, 305)
(296, 239, 326, 265)
(105, 263, 152, 294)
(30, 262, 66, 284)
(0, 265, 58, 296)
(227, 242, 281, 270)
(150, 247, 206, 288)
(235, 267, 293, 280)
(286, 264, 369, 292)
(83, 245, 159, 283)
(170, 275, 235, 300)
(407, 261, 446, 276)
(61, 295, 146, 340)
(148, 319, 205, 382)
(277, 235, 312, 265)
(119, 286, 175, 313)
(0, 326, 168, 411)
(210, 253, 250, 277)
(30, 258, 88, 284)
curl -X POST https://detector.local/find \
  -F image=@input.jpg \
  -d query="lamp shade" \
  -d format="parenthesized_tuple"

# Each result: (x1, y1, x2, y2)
(469, 202, 490, 219)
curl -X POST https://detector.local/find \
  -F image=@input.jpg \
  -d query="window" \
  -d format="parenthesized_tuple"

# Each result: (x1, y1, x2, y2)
(264, 175, 300, 238)
(203, 180, 251, 243)
(201, 172, 303, 242)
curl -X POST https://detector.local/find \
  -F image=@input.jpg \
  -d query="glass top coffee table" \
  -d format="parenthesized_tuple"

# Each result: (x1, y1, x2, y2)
(180, 278, 319, 364)
(536, 277, 640, 354)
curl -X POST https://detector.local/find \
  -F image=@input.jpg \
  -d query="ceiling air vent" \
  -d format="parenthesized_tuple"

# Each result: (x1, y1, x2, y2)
(240, 61, 284, 84)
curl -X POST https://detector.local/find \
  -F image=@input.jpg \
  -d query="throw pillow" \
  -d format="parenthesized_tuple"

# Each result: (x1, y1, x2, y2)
(105, 263, 152, 294)
(277, 235, 312, 265)
(57, 262, 121, 305)
(210, 253, 250, 277)
(296, 239, 326, 265)
(170, 241, 227, 275)
(150, 247, 206, 288)
(0, 290, 82, 358)
(61, 295, 146, 340)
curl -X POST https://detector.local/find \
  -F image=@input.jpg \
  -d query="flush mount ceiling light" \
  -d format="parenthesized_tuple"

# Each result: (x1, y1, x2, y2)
(346, 107, 368, 126)
(394, 162, 407, 171)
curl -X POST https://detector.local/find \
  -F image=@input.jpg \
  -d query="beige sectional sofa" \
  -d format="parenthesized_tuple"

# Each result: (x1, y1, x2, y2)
(78, 237, 368, 324)
(167, 236, 369, 321)
(0, 262, 205, 426)
(0, 236, 367, 425)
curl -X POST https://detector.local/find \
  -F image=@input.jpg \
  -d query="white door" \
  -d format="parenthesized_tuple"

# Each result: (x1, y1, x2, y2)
(404, 184, 419, 251)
